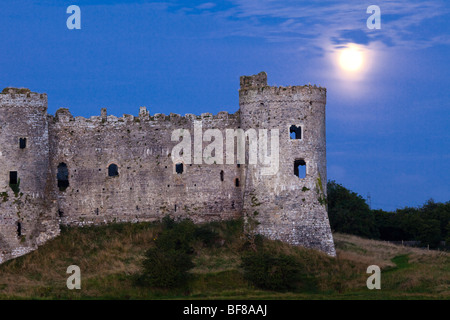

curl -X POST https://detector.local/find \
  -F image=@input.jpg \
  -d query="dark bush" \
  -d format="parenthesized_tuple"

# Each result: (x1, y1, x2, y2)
(137, 217, 198, 289)
(137, 248, 194, 288)
(241, 251, 301, 291)
(155, 218, 196, 254)
(194, 225, 221, 247)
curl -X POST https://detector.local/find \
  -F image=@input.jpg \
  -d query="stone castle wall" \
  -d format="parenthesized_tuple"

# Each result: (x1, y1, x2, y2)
(239, 73, 335, 255)
(0, 90, 59, 263)
(48, 109, 243, 226)
(0, 73, 336, 264)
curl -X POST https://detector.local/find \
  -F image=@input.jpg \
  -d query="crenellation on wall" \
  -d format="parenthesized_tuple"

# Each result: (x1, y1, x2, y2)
(0, 72, 336, 264)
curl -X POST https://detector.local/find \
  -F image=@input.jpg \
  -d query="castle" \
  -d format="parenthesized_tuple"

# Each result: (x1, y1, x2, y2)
(0, 72, 336, 264)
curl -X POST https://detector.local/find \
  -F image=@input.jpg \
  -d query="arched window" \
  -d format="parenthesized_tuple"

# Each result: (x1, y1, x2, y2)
(57, 163, 69, 191)
(108, 164, 119, 177)
(220, 170, 224, 182)
(235, 178, 240, 187)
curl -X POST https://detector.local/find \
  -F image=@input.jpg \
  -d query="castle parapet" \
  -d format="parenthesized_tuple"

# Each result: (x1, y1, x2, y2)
(55, 108, 74, 122)
(240, 72, 267, 89)
(0, 88, 47, 110)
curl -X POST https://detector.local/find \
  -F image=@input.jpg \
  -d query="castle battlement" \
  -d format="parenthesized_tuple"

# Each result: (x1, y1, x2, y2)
(0, 73, 336, 265)
(0, 89, 47, 110)
(51, 108, 239, 126)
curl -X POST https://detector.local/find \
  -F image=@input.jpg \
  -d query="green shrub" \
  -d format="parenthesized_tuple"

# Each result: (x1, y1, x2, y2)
(137, 217, 197, 289)
(194, 225, 220, 248)
(137, 248, 194, 288)
(241, 251, 301, 291)
(9, 178, 20, 197)
(155, 218, 196, 253)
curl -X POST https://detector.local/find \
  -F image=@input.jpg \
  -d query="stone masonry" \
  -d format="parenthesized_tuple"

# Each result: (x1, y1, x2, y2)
(0, 72, 336, 264)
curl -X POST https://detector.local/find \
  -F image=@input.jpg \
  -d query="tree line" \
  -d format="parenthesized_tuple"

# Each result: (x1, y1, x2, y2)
(327, 181, 450, 249)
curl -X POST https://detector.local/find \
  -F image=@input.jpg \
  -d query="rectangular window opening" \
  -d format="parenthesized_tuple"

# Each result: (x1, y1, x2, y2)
(176, 163, 184, 174)
(294, 159, 306, 178)
(19, 138, 27, 149)
(17, 222, 22, 237)
(290, 125, 302, 140)
(9, 171, 18, 185)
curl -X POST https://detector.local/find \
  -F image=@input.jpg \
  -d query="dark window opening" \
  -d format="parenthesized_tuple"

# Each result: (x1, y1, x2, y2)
(220, 170, 224, 182)
(57, 163, 69, 191)
(237, 164, 241, 168)
(174, 204, 177, 212)
(17, 222, 21, 237)
(175, 163, 184, 174)
(19, 138, 27, 149)
(95, 208, 99, 216)
(58, 210, 64, 218)
(235, 178, 240, 187)
(290, 125, 302, 140)
(9, 171, 18, 185)
(294, 159, 306, 178)
(108, 164, 119, 177)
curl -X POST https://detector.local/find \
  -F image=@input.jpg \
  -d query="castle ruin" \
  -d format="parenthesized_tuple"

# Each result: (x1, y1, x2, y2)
(0, 72, 336, 264)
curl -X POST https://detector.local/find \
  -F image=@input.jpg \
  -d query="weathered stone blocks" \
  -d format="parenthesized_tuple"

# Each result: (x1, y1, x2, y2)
(0, 73, 335, 264)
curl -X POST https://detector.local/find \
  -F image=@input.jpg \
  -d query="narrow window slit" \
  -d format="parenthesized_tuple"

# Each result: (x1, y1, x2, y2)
(17, 222, 22, 237)
(9, 171, 18, 185)
(19, 138, 27, 149)
(57, 163, 69, 191)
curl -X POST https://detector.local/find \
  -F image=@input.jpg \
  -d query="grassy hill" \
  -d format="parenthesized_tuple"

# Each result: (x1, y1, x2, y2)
(0, 219, 448, 299)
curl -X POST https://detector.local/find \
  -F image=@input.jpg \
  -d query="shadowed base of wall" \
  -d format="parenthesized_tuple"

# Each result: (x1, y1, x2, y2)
(252, 210, 337, 257)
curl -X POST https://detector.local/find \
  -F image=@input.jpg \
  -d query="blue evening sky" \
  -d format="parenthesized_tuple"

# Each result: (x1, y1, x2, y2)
(1, 0, 449, 211)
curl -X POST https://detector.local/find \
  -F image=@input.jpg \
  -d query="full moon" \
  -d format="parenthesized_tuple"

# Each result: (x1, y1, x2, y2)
(339, 46, 364, 72)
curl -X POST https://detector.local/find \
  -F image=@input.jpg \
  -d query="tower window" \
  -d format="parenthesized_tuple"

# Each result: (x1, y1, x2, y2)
(57, 163, 69, 191)
(17, 222, 22, 237)
(175, 163, 184, 174)
(108, 163, 119, 177)
(9, 171, 18, 185)
(19, 138, 27, 149)
(235, 178, 240, 187)
(220, 170, 224, 182)
(290, 125, 302, 140)
(294, 159, 306, 178)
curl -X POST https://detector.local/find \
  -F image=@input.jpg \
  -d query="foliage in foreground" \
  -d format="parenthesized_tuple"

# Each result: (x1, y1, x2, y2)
(0, 217, 448, 300)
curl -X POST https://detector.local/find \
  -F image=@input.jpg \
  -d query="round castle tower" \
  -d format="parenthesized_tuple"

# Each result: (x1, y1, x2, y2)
(239, 72, 335, 256)
(0, 88, 59, 263)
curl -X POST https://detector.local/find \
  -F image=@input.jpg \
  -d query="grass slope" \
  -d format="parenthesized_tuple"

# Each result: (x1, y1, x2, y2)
(0, 220, 448, 300)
